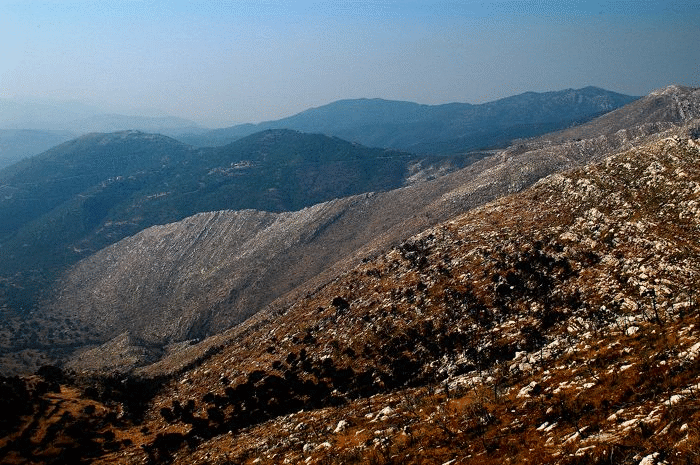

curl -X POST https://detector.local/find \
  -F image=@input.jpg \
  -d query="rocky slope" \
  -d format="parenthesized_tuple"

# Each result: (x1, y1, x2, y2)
(23, 86, 696, 375)
(106, 130, 700, 464)
(3, 127, 700, 464)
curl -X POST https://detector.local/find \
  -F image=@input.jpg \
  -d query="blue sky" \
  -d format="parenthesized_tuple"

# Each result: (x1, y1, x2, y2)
(1, 1, 698, 127)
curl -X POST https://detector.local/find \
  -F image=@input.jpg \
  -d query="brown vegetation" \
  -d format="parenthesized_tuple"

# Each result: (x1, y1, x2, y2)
(2, 88, 700, 464)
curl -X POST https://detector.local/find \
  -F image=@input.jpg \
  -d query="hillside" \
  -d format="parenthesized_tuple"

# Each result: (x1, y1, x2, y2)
(0, 129, 455, 291)
(180, 87, 638, 153)
(0, 129, 473, 372)
(17, 86, 692, 376)
(0, 131, 199, 313)
(0, 131, 194, 235)
(2, 127, 700, 464)
(138, 132, 700, 464)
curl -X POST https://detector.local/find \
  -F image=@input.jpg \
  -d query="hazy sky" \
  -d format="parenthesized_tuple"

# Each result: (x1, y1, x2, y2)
(1, 0, 698, 127)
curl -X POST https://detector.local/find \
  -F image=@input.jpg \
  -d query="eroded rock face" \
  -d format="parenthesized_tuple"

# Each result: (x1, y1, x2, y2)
(53, 209, 280, 343)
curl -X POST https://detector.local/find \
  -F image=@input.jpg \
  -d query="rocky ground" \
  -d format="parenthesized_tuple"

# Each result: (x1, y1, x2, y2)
(3, 133, 700, 464)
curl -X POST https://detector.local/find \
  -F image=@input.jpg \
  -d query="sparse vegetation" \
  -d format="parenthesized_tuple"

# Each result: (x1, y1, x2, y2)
(1, 87, 700, 464)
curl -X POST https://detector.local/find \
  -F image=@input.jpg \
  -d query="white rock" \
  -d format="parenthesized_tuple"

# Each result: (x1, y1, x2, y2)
(688, 342, 700, 359)
(303, 443, 315, 453)
(639, 452, 660, 465)
(621, 418, 638, 429)
(517, 381, 539, 398)
(576, 445, 596, 456)
(334, 420, 349, 433)
(626, 326, 639, 336)
(543, 422, 558, 432)
(563, 431, 580, 444)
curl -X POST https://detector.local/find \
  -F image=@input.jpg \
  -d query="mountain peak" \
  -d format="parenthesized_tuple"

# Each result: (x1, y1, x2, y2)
(649, 84, 697, 97)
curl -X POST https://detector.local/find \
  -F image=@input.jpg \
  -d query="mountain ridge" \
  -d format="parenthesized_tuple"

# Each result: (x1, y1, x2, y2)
(180, 87, 638, 152)
(4, 123, 700, 464)
(31, 86, 698, 376)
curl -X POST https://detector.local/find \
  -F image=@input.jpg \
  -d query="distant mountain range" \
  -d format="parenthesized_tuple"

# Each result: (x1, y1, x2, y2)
(0, 98, 205, 135)
(180, 87, 638, 153)
(0, 88, 635, 170)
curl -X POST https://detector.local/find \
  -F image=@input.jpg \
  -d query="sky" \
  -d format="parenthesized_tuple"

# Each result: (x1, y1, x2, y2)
(1, 0, 699, 127)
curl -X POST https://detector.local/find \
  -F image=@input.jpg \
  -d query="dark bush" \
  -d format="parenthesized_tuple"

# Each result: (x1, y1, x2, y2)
(0, 376, 32, 435)
(37, 364, 65, 392)
(160, 407, 176, 423)
(332, 296, 350, 311)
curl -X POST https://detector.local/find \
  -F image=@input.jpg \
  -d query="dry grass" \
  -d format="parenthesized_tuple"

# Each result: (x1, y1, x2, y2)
(4, 136, 700, 464)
